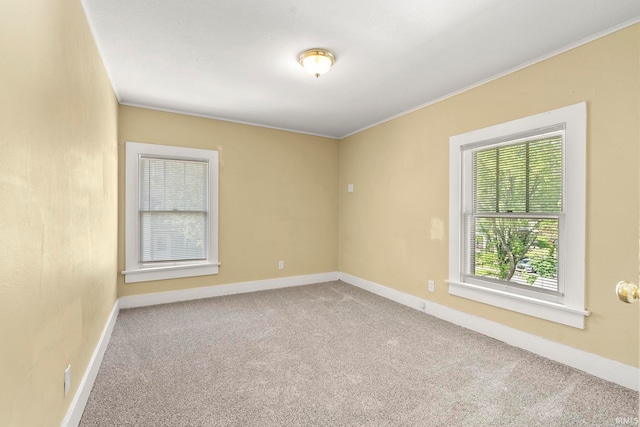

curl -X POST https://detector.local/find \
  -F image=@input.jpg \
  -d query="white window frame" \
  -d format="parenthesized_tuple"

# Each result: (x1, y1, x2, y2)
(123, 141, 219, 283)
(448, 102, 589, 328)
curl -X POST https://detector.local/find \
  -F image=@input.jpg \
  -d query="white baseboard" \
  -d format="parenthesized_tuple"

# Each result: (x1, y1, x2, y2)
(62, 270, 637, 427)
(61, 272, 340, 426)
(339, 272, 639, 391)
(119, 272, 341, 309)
(61, 300, 120, 427)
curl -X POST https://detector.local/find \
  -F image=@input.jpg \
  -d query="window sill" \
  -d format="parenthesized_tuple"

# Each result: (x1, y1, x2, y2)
(447, 280, 590, 329)
(122, 262, 220, 283)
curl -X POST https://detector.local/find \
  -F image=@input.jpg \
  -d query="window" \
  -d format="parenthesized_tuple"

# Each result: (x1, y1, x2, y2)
(123, 142, 219, 283)
(470, 132, 563, 298)
(448, 103, 589, 328)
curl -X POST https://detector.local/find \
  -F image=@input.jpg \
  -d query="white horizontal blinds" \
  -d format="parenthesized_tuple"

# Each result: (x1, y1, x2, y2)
(139, 157, 208, 263)
(469, 134, 562, 292)
(473, 136, 563, 214)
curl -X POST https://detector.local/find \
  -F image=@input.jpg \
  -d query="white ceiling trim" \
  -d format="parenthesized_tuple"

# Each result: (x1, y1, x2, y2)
(117, 16, 640, 141)
(119, 101, 341, 139)
(341, 16, 640, 139)
(80, 1, 640, 140)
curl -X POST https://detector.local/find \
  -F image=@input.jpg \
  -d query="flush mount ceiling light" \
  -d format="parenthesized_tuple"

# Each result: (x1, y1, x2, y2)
(299, 49, 335, 78)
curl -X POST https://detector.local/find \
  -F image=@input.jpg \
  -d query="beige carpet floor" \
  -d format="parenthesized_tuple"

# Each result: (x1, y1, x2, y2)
(80, 281, 639, 426)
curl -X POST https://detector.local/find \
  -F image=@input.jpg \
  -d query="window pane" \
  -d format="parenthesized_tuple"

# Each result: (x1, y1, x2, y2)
(140, 212, 207, 262)
(470, 217, 558, 292)
(140, 158, 207, 212)
(473, 136, 562, 214)
(474, 150, 497, 212)
(139, 156, 208, 263)
(528, 140, 563, 212)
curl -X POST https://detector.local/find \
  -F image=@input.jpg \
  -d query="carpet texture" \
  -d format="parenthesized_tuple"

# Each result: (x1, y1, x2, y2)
(81, 281, 639, 426)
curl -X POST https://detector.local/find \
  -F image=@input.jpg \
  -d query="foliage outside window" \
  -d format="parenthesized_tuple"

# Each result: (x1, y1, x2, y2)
(467, 133, 562, 296)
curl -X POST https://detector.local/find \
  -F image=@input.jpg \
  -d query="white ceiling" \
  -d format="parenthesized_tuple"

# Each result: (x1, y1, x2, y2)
(82, 0, 640, 139)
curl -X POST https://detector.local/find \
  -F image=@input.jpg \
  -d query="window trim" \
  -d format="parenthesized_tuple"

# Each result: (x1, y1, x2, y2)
(123, 141, 219, 283)
(448, 103, 589, 328)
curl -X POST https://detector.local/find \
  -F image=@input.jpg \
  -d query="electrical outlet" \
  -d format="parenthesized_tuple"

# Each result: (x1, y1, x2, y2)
(428, 280, 435, 293)
(64, 365, 71, 396)
(278, 260, 284, 270)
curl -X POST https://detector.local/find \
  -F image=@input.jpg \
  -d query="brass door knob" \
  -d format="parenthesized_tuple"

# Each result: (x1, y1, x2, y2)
(616, 281, 639, 303)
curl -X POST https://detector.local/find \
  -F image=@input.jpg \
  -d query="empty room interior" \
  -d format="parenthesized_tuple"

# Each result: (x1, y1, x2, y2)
(2, 0, 640, 426)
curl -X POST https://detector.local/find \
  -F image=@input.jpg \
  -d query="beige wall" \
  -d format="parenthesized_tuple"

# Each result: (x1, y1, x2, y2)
(0, 3, 636, 424)
(0, 0, 118, 426)
(339, 25, 640, 367)
(117, 106, 339, 296)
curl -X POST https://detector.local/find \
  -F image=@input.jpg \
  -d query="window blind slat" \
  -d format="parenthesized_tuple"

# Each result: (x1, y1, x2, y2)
(139, 157, 208, 263)
(473, 137, 562, 214)
(469, 135, 562, 293)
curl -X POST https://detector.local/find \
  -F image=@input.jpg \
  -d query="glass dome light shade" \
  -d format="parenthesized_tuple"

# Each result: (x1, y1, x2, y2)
(299, 49, 335, 77)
